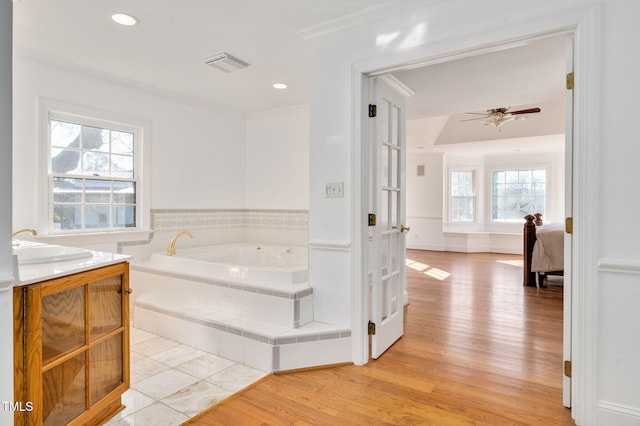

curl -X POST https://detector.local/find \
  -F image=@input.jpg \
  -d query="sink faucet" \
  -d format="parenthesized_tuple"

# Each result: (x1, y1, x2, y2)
(12, 228, 37, 238)
(12, 229, 38, 248)
(167, 231, 194, 256)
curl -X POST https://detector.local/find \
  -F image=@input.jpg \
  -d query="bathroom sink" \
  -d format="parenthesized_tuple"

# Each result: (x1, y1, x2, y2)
(15, 244, 93, 265)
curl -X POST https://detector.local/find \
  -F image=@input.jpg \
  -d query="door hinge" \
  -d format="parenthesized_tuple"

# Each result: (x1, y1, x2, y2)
(368, 213, 377, 226)
(368, 321, 376, 335)
(564, 360, 572, 378)
(566, 72, 574, 90)
(368, 103, 377, 118)
(565, 217, 573, 234)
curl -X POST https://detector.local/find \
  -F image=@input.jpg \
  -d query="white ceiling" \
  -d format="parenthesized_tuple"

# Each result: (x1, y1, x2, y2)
(13, 1, 568, 150)
(13, 0, 391, 113)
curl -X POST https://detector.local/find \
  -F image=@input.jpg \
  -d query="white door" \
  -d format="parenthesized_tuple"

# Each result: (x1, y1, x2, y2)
(370, 76, 409, 359)
(563, 37, 574, 408)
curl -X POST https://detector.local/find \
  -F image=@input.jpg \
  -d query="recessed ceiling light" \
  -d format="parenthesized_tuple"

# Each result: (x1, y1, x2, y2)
(111, 13, 138, 26)
(273, 83, 288, 90)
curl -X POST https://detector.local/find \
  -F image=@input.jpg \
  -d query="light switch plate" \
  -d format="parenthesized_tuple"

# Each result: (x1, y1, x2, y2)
(325, 182, 344, 198)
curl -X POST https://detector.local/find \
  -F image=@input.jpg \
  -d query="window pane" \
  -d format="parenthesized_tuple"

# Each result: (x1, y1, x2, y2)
(53, 178, 83, 202)
(51, 148, 82, 174)
(113, 182, 135, 204)
(111, 154, 134, 178)
(51, 120, 80, 148)
(82, 126, 108, 151)
(85, 205, 110, 229)
(85, 180, 111, 203)
(53, 205, 82, 230)
(82, 151, 109, 176)
(49, 118, 138, 232)
(113, 206, 135, 228)
(112, 131, 134, 155)
(492, 169, 546, 222)
(450, 171, 474, 222)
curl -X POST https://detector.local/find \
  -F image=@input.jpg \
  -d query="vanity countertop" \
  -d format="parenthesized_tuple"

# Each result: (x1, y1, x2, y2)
(13, 241, 131, 287)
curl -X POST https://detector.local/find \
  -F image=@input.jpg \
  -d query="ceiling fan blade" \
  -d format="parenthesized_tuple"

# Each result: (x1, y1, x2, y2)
(509, 107, 541, 115)
(464, 112, 490, 115)
(460, 117, 489, 122)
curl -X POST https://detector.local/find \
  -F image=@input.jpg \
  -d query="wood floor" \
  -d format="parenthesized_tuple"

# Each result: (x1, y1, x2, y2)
(185, 250, 574, 425)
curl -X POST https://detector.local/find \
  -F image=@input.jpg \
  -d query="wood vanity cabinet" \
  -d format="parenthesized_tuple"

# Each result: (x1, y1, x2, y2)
(13, 262, 130, 426)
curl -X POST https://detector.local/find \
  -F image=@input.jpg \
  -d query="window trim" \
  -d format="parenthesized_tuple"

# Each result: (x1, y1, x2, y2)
(38, 98, 151, 240)
(447, 167, 476, 223)
(490, 166, 549, 223)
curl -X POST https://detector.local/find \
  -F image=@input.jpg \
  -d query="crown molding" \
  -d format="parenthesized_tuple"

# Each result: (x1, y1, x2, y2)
(247, 104, 309, 120)
(297, 0, 441, 40)
(13, 46, 243, 115)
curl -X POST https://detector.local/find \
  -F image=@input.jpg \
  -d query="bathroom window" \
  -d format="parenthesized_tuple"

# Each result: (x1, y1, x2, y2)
(47, 115, 141, 232)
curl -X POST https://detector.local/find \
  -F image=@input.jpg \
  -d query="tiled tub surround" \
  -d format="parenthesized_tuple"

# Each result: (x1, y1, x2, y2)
(130, 263, 351, 373)
(127, 209, 351, 373)
(120, 209, 309, 260)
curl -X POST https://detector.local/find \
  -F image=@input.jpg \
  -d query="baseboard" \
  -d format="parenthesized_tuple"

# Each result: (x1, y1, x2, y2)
(598, 401, 640, 426)
(406, 244, 444, 251)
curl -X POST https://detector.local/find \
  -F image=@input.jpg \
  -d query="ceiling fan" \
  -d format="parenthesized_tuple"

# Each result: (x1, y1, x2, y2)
(461, 107, 541, 128)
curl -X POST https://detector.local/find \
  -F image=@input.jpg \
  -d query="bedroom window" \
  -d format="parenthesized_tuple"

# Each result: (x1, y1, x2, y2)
(492, 168, 546, 222)
(449, 170, 475, 222)
(48, 115, 140, 232)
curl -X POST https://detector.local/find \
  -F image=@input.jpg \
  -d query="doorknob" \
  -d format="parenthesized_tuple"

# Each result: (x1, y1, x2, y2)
(400, 225, 410, 233)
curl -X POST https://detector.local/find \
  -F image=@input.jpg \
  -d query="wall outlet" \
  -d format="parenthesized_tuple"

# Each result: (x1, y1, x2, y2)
(325, 182, 344, 198)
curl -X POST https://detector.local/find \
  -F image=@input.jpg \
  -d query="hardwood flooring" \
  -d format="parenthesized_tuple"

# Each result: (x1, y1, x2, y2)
(185, 250, 574, 425)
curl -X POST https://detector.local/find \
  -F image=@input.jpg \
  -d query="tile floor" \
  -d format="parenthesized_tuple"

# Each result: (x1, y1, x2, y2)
(105, 328, 268, 425)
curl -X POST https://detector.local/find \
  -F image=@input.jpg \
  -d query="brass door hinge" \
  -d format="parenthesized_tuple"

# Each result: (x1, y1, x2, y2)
(368, 213, 377, 226)
(565, 217, 573, 234)
(566, 72, 574, 90)
(368, 104, 377, 118)
(368, 321, 376, 335)
(564, 360, 572, 378)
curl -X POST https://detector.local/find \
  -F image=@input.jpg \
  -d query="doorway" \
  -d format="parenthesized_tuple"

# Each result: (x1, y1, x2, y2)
(359, 32, 575, 408)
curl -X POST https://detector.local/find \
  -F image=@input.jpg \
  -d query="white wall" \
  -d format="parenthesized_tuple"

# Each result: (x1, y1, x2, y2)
(406, 152, 444, 250)
(245, 105, 309, 210)
(306, 1, 640, 424)
(0, 0, 14, 423)
(12, 52, 246, 236)
(405, 144, 564, 254)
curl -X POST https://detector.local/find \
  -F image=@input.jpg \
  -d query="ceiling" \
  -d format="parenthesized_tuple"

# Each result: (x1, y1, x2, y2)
(13, 1, 568, 150)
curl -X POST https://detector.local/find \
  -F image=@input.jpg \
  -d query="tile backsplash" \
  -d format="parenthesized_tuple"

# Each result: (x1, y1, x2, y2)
(151, 209, 308, 232)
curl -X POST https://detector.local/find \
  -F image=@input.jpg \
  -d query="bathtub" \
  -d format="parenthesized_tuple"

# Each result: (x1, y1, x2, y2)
(147, 243, 308, 285)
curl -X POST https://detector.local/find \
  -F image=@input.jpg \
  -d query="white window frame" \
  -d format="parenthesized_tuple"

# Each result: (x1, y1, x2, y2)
(448, 168, 476, 223)
(490, 167, 548, 223)
(38, 98, 151, 242)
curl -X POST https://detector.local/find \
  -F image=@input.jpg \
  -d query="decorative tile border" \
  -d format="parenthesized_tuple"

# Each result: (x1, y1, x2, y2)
(119, 208, 308, 251)
(151, 208, 308, 232)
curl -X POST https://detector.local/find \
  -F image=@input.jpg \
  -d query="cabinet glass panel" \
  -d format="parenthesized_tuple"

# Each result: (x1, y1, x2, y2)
(90, 275, 123, 340)
(42, 286, 86, 364)
(90, 334, 124, 404)
(42, 353, 86, 426)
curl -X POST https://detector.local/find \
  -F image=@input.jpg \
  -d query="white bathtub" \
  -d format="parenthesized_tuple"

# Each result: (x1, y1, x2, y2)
(147, 243, 308, 285)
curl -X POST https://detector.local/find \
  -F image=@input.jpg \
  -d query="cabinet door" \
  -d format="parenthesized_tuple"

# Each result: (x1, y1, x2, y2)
(15, 262, 130, 426)
(89, 274, 126, 404)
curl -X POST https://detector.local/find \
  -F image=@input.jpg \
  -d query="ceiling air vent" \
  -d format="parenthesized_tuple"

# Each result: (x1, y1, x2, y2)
(204, 52, 249, 73)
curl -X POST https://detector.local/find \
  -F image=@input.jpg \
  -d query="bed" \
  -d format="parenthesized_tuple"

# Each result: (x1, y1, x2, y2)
(523, 214, 564, 287)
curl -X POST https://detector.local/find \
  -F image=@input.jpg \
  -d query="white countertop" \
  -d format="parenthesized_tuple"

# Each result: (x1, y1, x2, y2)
(13, 241, 131, 287)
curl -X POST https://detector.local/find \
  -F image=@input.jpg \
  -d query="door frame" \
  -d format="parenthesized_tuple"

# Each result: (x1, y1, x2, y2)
(350, 6, 601, 424)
